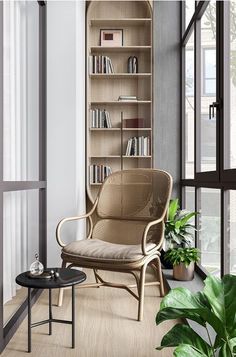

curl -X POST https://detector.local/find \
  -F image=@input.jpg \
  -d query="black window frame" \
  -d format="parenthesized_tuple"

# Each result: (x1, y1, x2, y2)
(0, 1, 47, 352)
(181, 0, 236, 279)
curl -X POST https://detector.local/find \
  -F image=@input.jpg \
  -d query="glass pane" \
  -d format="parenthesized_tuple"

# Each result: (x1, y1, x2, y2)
(198, 188, 221, 276)
(3, 1, 39, 181)
(224, 1, 236, 169)
(184, 186, 195, 213)
(199, 2, 217, 172)
(3, 190, 39, 325)
(183, 186, 195, 246)
(185, 0, 195, 29)
(184, 32, 195, 178)
(228, 191, 236, 274)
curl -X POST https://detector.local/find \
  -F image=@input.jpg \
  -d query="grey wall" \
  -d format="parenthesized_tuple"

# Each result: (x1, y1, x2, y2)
(153, 1, 181, 197)
(47, 1, 86, 267)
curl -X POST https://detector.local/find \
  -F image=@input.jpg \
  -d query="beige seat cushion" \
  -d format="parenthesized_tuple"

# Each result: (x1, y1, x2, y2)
(62, 239, 156, 263)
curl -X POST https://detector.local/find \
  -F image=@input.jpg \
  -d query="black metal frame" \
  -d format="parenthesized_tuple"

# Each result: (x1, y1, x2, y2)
(27, 286, 75, 353)
(0, 1, 47, 352)
(181, 1, 236, 279)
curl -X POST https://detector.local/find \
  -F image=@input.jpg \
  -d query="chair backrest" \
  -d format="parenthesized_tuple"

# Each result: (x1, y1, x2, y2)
(96, 169, 173, 222)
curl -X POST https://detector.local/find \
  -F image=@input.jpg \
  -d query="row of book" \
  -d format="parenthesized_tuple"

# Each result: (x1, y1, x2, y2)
(89, 165, 112, 184)
(89, 55, 114, 74)
(125, 136, 150, 156)
(90, 109, 112, 128)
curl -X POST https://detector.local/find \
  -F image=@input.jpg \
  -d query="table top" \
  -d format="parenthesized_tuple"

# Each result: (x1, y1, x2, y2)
(16, 268, 86, 289)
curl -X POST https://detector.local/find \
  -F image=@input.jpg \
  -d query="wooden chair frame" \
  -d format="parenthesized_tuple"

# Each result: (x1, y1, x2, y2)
(56, 170, 172, 321)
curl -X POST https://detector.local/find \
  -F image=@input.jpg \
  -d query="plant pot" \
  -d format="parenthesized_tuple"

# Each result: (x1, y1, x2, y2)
(173, 262, 194, 281)
(160, 249, 173, 269)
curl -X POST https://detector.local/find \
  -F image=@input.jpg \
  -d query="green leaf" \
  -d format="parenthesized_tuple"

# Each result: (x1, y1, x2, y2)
(156, 324, 212, 357)
(168, 198, 179, 221)
(156, 307, 205, 326)
(204, 275, 236, 338)
(179, 212, 197, 227)
(156, 287, 225, 337)
(173, 344, 211, 357)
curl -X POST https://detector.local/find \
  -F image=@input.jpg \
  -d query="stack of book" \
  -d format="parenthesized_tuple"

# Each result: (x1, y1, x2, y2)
(125, 136, 150, 156)
(90, 109, 112, 128)
(118, 95, 137, 102)
(89, 55, 114, 74)
(90, 165, 112, 184)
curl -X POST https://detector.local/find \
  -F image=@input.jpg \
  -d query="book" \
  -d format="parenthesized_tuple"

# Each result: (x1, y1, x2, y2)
(90, 109, 112, 128)
(118, 95, 137, 101)
(89, 164, 112, 183)
(90, 55, 114, 74)
(125, 136, 150, 156)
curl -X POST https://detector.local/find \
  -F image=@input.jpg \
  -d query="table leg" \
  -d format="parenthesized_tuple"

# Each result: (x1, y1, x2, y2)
(49, 289, 52, 335)
(28, 288, 31, 353)
(72, 285, 75, 348)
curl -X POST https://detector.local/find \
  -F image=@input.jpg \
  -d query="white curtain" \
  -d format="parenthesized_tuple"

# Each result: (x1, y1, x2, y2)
(3, 1, 39, 304)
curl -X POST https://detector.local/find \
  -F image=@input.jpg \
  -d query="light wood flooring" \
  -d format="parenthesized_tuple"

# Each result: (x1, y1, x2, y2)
(2, 269, 176, 357)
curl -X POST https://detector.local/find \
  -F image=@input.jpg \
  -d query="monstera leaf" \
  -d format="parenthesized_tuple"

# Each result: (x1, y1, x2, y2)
(156, 275, 236, 357)
(156, 324, 213, 357)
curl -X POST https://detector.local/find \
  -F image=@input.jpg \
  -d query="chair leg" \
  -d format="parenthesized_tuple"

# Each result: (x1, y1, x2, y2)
(155, 256, 164, 297)
(93, 269, 100, 288)
(57, 260, 67, 307)
(138, 265, 147, 322)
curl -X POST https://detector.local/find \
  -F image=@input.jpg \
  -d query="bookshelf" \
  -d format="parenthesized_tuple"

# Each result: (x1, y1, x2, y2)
(87, 0, 153, 202)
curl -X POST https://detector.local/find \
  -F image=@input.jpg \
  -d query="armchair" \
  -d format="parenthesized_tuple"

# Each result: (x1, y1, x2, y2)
(56, 169, 172, 321)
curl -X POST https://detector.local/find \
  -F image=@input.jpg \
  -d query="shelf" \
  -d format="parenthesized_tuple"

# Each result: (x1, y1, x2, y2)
(90, 18, 152, 26)
(90, 128, 121, 131)
(90, 155, 121, 158)
(90, 46, 151, 53)
(122, 128, 152, 131)
(90, 101, 151, 105)
(90, 155, 151, 159)
(90, 73, 151, 79)
(90, 128, 152, 131)
(123, 156, 152, 158)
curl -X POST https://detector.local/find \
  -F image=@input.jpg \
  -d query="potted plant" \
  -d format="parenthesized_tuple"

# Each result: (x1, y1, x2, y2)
(156, 274, 236, 357)
(164, 247, 200, 281)
(162, 198, 198, 269)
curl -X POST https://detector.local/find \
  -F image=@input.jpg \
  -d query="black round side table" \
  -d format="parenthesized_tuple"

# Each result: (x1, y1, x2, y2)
(16, 268, 86, 353)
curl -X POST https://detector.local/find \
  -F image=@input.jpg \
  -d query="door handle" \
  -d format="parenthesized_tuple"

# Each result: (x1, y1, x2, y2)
(209, 101, 221, 119)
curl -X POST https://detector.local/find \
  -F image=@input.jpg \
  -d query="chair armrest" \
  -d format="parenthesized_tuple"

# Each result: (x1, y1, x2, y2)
(56, 199, 98, 248)
(141, 215, 165, 255)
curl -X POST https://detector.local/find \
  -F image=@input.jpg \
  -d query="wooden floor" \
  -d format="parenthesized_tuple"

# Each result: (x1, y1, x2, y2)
(2, 269, 175, 357)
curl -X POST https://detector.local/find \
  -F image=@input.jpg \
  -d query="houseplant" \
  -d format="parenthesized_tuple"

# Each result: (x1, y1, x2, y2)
(156, 274, 236, 357)
(164, 198, 197, 249)
(162, 198, 198, 268)
(164, 247, 200, 281)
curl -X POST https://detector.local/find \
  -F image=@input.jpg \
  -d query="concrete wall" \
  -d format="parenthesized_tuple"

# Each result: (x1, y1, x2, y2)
(47, 1, 85, 266)
(153, 1, 181, 197)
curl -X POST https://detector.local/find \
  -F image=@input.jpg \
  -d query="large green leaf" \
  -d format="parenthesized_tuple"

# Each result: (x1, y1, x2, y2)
(204, 275, 236, 338)
(179, 212, 197, 227)
(156, 324, 213, 357)
(173, 344, 211, 357)
(156, 287, 225, 337)
(156, 307, 205, 326)
(168, 198, 179, 221)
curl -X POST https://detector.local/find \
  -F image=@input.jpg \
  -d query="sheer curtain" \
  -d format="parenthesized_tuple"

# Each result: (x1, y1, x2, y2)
(3, 1, 39, 304)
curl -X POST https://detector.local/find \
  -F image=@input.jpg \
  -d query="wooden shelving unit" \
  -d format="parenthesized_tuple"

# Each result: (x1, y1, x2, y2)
(86, 1, 153, 202)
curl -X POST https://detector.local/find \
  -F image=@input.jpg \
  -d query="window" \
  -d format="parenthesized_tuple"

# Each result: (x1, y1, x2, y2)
(184, 33, 195, 179)
(181, 1, 236, 278)
(0, 1, 46, 351)
(203, 48, 216, 96)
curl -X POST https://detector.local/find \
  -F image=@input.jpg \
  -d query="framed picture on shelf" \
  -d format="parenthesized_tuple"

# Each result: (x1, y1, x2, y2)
(100, 29, 123, 47)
